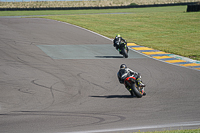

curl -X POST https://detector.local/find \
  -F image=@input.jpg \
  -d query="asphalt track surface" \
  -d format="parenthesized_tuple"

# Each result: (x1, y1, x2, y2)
(0, 18, 200, 133)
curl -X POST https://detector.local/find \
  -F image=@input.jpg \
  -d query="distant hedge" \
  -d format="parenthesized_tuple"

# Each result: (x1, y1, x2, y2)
(0, 2, 198, 11)
(187, 4, 200, 12)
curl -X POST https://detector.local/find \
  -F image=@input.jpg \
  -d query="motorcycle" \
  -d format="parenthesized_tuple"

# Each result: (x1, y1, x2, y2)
(124, 75, 146, 98)
(114, 40, 129, 58)
(118, 42, 129, 58)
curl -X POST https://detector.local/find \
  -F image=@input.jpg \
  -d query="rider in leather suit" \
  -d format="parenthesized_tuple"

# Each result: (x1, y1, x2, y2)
(117, 64, 146, 88)
(113, 34, 127, 51)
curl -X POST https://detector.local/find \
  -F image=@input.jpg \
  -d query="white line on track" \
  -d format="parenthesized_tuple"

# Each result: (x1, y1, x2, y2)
(56, 19, 113, 42)
(62, 121, 200, 133)
(129, 47, 200, 72)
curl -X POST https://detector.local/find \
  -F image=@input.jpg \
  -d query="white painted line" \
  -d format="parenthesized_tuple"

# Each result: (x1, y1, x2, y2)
(63, 121, 200, 133)
(129, 48, 200, 72)
(169, 54, 200, 64)
(54, 19, 113, 42)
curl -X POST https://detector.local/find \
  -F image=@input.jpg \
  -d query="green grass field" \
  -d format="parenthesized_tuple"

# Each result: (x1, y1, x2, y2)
(0, 6, 200, 61)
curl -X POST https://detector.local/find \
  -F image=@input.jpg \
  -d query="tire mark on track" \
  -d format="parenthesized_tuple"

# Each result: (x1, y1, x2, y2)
(0, 38, 79, 110)
(5, 111, 126, 128)
(77, 73, 108, 91)
(1, 38, 71, 94)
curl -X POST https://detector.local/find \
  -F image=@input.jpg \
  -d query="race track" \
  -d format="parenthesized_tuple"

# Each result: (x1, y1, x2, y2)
(0, 18, 200, 133)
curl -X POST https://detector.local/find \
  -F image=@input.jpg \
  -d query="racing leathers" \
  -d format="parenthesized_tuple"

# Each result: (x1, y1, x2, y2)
(113, 36, 126, 51)
(117, 67, 145, 87)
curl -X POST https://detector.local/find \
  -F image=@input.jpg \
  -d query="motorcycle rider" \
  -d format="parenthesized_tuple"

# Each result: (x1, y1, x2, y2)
(113, 34, 127, 51)
(117, 64, 146, 95)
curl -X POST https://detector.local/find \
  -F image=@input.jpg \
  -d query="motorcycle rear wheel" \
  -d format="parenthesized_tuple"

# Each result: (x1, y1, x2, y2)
(131, 84, 143, 98)
(122, 48, 128, 58)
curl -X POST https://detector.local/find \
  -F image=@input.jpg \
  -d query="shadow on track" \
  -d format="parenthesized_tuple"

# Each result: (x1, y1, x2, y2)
(90, 95, 137, 98)
(95, 56, 123, 58)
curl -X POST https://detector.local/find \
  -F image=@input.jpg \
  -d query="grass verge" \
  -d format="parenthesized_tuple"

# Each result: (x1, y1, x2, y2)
(135, 128, 200, 133)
